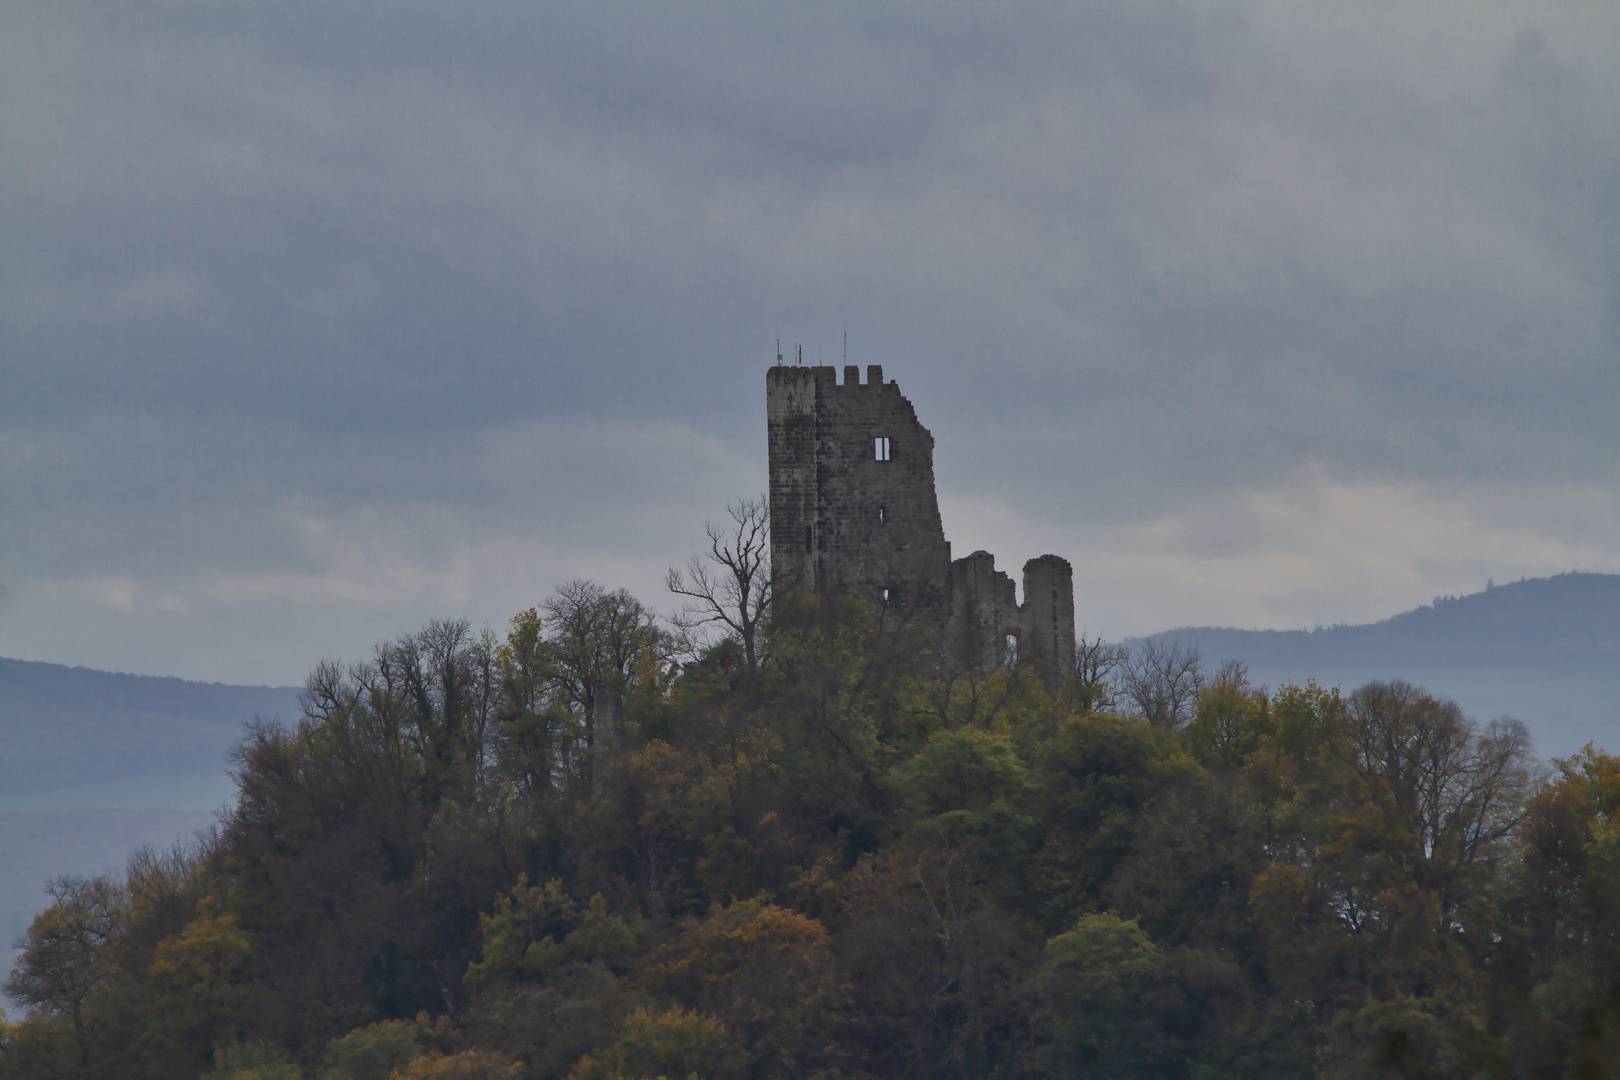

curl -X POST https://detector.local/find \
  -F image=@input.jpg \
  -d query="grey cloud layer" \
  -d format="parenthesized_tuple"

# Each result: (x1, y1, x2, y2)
(1, 2, 1617, 680)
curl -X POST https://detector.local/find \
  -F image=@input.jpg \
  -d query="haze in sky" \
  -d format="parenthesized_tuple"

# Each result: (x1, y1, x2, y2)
(2, 2, 1617, 686)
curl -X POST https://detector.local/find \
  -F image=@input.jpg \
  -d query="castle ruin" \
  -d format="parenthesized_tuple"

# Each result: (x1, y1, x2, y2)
(767, 363, 1076, 689)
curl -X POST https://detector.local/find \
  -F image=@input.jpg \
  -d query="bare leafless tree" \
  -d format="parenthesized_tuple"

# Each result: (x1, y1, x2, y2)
(666, 496, 772, 688)
(543, 579, 668, 721)
(1117, 638, 1205, 729)
(1073, 632, 1126, 712)
(1343, 681, 1539, 905)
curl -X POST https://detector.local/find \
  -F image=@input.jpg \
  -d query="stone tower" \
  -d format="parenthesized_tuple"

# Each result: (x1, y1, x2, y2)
(767, 363, 953, 616)
(766, 363, 1077, 690)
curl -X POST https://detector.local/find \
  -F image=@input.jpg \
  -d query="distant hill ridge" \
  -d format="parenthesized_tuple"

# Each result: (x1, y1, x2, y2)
(2, 573, 1615, 796)
(1152, 572, 1620, 672)
(1144, 572, 1620, 759)
(0, 657, 301, 796)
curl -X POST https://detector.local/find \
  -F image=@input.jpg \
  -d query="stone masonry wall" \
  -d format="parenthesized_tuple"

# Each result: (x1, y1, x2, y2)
(766, 363, 1075, 689)
(767, 364, 952, 617)
(944, 552, 1076, 691)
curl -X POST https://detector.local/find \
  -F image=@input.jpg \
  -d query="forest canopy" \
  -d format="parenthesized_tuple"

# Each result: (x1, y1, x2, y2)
(1, 536, 1613, 1079)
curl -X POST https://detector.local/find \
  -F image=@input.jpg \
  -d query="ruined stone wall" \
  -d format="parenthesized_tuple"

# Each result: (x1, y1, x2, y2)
(767, 363, 1075, 689)
(945, 552, 1076, 691)
(1016, 554, 1077, 691)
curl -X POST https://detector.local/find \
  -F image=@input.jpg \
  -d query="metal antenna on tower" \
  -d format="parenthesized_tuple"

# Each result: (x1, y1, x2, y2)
(777, 337, 782, 364)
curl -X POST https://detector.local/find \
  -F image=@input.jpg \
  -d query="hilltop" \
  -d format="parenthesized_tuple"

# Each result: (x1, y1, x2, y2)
(5, 586, 1619, 1078)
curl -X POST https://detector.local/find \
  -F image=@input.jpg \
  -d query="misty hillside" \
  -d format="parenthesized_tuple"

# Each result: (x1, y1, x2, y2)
(0, 660, 300, 1010)
(0, 657, 300, 800)
(1145, 572, 1620, 758)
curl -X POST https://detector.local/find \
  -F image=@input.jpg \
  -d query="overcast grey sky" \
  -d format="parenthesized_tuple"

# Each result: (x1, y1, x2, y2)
(2, 2, 1617, 685)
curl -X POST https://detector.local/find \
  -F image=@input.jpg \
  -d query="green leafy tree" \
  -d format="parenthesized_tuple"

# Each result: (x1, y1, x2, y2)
(1184, 661, 1272, 770)
(144, 898, 255, 1068)
(1504, 746, 1620, 1074)
(463, 877, 640, 1079)
(569, 1007, 741, 1080)
(1021, 712, 1190, 932)
(319, 1014, 458, 1080)
(392, 1047, 523, 1079)
(4, 875, 122, 1071)
(206, 1041, 302, 1080)
(1033, 913, 1178, 1078)
(643, 898, 834, 1078)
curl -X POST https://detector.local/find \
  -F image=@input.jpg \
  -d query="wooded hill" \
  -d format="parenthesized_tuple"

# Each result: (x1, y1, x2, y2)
(3, 578, 1619, 1079)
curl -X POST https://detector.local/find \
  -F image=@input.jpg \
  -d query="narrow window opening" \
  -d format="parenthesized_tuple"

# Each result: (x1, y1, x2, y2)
(878, 505, 886, 524)
(804, 525, 812, 552)
(882, 587, 891, 604)
(874, 437, 892, 461)
(1004, 634, 1019, 666)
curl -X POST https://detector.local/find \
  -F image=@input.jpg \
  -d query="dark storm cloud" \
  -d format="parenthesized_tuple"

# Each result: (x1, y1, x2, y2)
(1, 3, 1239, 434)
(1, 2, 1617, 680)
